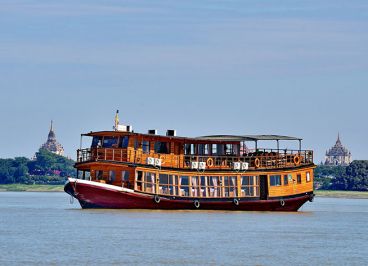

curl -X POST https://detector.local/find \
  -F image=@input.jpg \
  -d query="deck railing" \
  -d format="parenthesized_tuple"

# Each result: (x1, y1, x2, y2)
(77, 147, 313, 170)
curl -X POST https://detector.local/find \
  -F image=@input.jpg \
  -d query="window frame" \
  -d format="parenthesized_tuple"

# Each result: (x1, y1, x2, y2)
(297, 174, 302, 184)
(270, 175, 282, 186)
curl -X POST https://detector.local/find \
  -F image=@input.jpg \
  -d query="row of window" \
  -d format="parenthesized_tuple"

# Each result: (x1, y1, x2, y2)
(91, 136, 243, 156)
(184, 144, 240, 156)
(94, 170, 130, 185)
(269, 172, 311, 186)
(91, 136, 129, 148)
(136, 171, 259, 198)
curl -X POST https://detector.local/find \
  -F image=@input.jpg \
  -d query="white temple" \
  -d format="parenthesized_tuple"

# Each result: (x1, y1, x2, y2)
(324, 133, 352, 166)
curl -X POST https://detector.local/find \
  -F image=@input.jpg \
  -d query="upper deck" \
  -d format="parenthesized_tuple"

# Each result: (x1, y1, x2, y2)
(76, 131, 314, 171)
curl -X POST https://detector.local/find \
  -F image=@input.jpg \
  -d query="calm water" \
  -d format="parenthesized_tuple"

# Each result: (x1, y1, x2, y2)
(0, 193, 367, 266)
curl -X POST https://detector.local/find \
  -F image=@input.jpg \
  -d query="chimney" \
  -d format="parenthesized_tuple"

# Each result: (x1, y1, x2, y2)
(148, 129, 157, 135)
(166, 130, 176, 137)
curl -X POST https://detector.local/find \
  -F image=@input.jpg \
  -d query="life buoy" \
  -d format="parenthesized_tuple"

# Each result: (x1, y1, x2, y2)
(194, 200, 200, 208)
(233, 198, 239, 206)
(280, 199, 285, 207)
(207, 157, 214, 167)
(254, 158, 261, 168)
(293, 155, 301, 165)
(154, 195, 160, 204)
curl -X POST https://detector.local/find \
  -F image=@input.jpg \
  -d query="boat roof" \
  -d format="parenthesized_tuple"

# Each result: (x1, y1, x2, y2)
(82, 131, 302, 142)
(196, 135, 302, 142)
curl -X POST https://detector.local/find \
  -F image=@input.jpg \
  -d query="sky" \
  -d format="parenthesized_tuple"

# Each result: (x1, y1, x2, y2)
(0, 0, 367, 162)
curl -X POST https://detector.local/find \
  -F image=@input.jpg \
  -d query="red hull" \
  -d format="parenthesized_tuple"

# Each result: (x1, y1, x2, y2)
(64, 179, 313, 212)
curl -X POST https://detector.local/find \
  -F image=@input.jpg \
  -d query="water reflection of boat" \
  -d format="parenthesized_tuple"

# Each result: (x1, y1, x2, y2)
(65, 113, 315, 211)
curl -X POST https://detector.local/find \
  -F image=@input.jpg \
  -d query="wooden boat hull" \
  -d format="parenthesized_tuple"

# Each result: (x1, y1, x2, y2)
(65, 178, 313, 211)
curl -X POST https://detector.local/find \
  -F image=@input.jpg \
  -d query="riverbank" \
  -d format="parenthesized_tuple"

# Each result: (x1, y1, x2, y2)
(0, 184, 64, 192)
(315, 190, 368, 199)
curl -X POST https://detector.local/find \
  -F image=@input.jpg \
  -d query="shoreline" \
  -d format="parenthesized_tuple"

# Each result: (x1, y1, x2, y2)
(1, 184, 368, 199)
(314, 190, 368, 199)
(0, 184, 64, 192)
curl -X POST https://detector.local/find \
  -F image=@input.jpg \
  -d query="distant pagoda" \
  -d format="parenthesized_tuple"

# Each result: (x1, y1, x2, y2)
(41, 121, 64, 156)
(324, 133, 352, 166)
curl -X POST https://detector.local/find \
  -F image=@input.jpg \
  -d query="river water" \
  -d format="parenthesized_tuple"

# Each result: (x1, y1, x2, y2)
(0, 192, 367, 265)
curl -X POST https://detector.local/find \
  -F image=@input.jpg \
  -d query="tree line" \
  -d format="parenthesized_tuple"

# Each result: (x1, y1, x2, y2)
(315, 161, 368, 191)
(1, 150, 367, 190)
(0, 148, 76, 185)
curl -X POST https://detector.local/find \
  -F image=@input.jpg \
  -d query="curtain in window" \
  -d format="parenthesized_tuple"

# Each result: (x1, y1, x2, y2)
(231, 176, 237, 197)
(212, 177, 218, 197)
(204, 177, 208, 197)
(178, 176, 182, 196)
(192, 177, 198, 197)
(150, 173, 156, 194)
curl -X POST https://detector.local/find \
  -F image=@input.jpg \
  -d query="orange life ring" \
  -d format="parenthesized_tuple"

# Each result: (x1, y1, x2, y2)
(293, 155, 301, 165)
(207, 158, 214, 167)
(254, 158, 261, 168)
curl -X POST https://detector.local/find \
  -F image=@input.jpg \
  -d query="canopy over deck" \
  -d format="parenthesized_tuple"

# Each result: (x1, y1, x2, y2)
(197, 134, 303, 150)
(196, 135, 302, 142)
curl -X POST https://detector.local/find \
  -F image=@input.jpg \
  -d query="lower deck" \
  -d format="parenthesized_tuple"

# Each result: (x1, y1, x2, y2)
(75, 162, 315, 200)
(65, 178, 314, 211)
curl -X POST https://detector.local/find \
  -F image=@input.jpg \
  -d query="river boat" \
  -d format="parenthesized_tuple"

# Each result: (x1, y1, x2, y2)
(65, 113, 315, 211)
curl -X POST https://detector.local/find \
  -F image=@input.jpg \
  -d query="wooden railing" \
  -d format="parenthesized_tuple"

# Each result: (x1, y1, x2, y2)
(77, 148, 313, 170)
(184, 149, 313, 170)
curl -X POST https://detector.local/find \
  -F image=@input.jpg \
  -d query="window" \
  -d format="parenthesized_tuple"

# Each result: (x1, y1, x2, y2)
(241, 176, 259, 197)
(270, 175, 281, 186)
(80, 170, 91, 180)
(224, 176, 237, 197)
(297, 174, 302, 184)
(179, 176, 189, 196)
(191, 176, 200, 197)
(143, 172, 156, 193)
(159, 174, 169, 194)
(120, 136, 129, 148)
(283, 175, 288, 185)
(91, 137, 102, 147)
(306, 172, 311, 182)
(108, 171, 116, 183)
(96, 170, 103, 180)
(122, 171, 130, 181)
(200, 176, 208, 197)
(223, 144, 240, 155)
(142, 140, 150, 154)
(102, 137, 118, 148)
(136, 171, 143, 190)
(184, 144, 196, 155)
(225, 144, 233, 155)
(208, 176, 221, 197)
(212, 144, 217, 155)
(198, 144, 210, 155)
(215, 144, 224, 155)
(162, 175, 178, 196)
(154, 141, 170, 154)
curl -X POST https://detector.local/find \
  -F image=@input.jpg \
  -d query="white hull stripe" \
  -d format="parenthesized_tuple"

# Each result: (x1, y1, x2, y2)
(68, 178, 135, 193)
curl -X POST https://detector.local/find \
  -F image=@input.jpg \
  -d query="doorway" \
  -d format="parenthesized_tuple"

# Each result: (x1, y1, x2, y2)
(259, 175, 268, 200)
